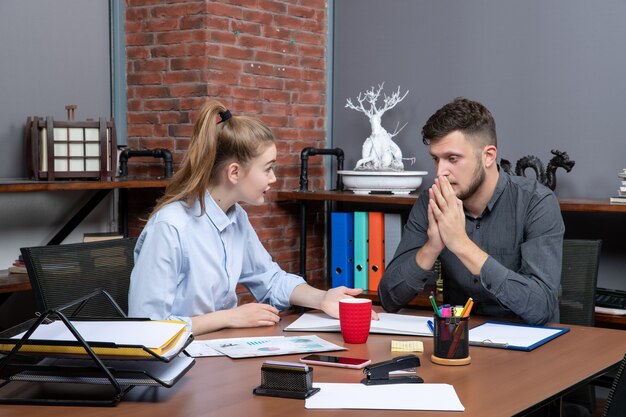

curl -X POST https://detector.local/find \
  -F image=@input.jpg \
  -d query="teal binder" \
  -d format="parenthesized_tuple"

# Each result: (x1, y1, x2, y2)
(354, 211, 368, 290)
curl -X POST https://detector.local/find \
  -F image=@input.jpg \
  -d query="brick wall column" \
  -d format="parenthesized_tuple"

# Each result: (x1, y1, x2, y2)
(125, 0, 328, 288)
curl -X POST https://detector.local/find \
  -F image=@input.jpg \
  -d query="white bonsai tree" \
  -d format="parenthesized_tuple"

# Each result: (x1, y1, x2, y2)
(345, 83, 410, 171)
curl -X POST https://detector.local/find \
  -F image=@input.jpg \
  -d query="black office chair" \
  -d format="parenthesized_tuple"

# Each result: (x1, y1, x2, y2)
(602, 352, 626, 417)
(558, 239, 602, 416)
(559, 239, 602, 326)
(21, 238, 137, 318)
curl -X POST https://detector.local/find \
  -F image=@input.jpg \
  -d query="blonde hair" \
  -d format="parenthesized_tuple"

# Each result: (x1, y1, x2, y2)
(151, 100, 275, 216)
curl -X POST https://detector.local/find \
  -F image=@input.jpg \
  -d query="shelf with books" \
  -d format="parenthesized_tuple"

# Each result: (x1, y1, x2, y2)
(0, 271, 30, 294)
(277, 191, 626, 214)
(276, 190, 626, 330)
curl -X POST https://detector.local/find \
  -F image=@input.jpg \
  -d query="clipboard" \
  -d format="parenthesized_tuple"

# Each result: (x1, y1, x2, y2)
(468, 321, 570, 351)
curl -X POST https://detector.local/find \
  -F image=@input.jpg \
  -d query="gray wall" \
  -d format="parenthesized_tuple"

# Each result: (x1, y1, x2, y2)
(332, 0, 626, 199)
(0, 0, 115, 270)
(332, 0, 626, 291)
(0, 0, 112, 178)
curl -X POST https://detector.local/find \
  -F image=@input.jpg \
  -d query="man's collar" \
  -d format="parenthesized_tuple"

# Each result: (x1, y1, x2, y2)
(485, 167, 509, 213)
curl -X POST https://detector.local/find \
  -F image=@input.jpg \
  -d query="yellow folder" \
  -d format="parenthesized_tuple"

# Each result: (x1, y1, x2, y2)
(0, 319, 189, 360)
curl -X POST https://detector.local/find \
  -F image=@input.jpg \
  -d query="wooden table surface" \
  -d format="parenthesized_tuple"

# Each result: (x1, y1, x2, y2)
(1, 310, 625, 417)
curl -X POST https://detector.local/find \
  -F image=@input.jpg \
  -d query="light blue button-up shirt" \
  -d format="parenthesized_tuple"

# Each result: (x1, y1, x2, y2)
(128, 192, 305, 329)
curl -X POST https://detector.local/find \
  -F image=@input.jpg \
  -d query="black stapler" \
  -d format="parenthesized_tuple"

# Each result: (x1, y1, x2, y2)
(361, 354, 423, 385)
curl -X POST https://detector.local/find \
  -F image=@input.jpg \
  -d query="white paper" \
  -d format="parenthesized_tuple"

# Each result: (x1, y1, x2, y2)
(469, 322, 564, 348)
(305, 383, 464, 411)
(184, 340, 224, 357)
(204, 335, 346, 359)
(284, 312, 432, 336)
(12, 320, 186, 349)
(15, 355, 195, 386)
(595, 306, 626, 316)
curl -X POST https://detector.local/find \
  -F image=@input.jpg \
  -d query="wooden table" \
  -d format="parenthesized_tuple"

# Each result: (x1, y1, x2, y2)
(2, 310, 625, 417)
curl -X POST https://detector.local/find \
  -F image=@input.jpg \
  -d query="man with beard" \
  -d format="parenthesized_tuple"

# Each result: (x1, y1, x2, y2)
(378, 97, 565, 325)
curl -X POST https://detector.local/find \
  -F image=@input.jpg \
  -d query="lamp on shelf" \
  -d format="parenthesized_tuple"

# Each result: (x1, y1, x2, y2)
(25, 105, 117, 181)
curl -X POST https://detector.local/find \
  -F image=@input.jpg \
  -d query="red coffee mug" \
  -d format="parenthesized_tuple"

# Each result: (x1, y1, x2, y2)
(339, 298, 372, 344)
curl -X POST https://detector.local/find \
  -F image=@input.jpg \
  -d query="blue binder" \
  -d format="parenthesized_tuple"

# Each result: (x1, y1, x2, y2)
(331, 212, 354, 288)
(353, 211, 369, 291)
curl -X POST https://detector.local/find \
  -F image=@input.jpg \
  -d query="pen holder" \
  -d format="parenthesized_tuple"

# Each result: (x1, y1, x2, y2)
(253, 362, 320, 399)
(431, 315, 471, 366)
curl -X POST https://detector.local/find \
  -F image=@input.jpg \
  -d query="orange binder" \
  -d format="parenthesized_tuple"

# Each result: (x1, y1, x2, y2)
(368, 211, 385, 291)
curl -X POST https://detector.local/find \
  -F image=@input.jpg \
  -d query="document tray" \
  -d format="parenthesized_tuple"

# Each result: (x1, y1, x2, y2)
(0, 290, 195, 406)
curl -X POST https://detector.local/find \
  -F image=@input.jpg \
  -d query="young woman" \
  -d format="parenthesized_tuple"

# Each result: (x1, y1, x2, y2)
(128, 101, 372, 335)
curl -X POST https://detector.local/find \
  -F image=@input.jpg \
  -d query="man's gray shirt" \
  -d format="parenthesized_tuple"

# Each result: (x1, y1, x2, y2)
(378, 172, 565, 325)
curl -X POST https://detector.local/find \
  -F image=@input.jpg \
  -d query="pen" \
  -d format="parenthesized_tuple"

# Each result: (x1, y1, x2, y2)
(471, 340, 509, 349)
(427, 320, 434, 334)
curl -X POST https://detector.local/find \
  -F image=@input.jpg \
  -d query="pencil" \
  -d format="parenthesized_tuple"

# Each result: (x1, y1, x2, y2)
(460, 297, 473, 318)
(447, 320, 466, 358)
(429, 295, 440, 317)
(462, 300, 474, 318)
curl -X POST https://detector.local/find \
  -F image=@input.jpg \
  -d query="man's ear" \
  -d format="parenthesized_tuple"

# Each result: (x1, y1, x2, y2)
(226, 162, 241, 184)
(483, 145, 498, 168)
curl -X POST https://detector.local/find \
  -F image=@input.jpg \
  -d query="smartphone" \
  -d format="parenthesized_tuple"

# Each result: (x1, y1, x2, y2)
(299, 354, 371, 369)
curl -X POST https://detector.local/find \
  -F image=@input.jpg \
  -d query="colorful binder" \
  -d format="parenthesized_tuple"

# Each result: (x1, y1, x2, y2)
(384, 213, 403, 267)
(331, 212, 354, 288)
(368, 212, 385, 291)
(353, 211, 369, 291)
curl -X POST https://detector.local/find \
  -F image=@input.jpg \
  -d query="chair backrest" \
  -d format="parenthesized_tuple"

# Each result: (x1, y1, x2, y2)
(602, 352, 626, 417)
(559, 239, 602, 326)
(21, 238, 137, 317)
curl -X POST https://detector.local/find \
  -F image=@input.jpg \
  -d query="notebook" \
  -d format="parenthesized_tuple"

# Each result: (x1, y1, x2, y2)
(284, 312, 432, 336)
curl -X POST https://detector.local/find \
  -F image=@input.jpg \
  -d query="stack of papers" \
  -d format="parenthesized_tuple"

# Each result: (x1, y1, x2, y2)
(2, 320, 190, 360)
(284, 312, 432, 336)
(10, 354, 195, 387)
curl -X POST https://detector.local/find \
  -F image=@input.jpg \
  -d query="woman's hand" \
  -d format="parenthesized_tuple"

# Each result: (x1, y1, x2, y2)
(320, 286, 379, 320)
(222, 303, 281, 328)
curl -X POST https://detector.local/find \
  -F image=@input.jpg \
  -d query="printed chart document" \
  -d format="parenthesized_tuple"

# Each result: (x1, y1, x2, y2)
(185, 340, 224, 357)
(204, 335, 346, 359)
(284, 312, 432, 336)
(469, 322, 569, 351)
(305, 383, 464, 411)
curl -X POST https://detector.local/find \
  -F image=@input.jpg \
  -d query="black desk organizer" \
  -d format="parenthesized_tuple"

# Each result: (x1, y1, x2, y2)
(0, 290, 194, 406)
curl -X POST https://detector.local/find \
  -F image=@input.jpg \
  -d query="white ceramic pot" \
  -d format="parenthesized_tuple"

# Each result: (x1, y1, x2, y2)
(338, 170, 428, 195)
